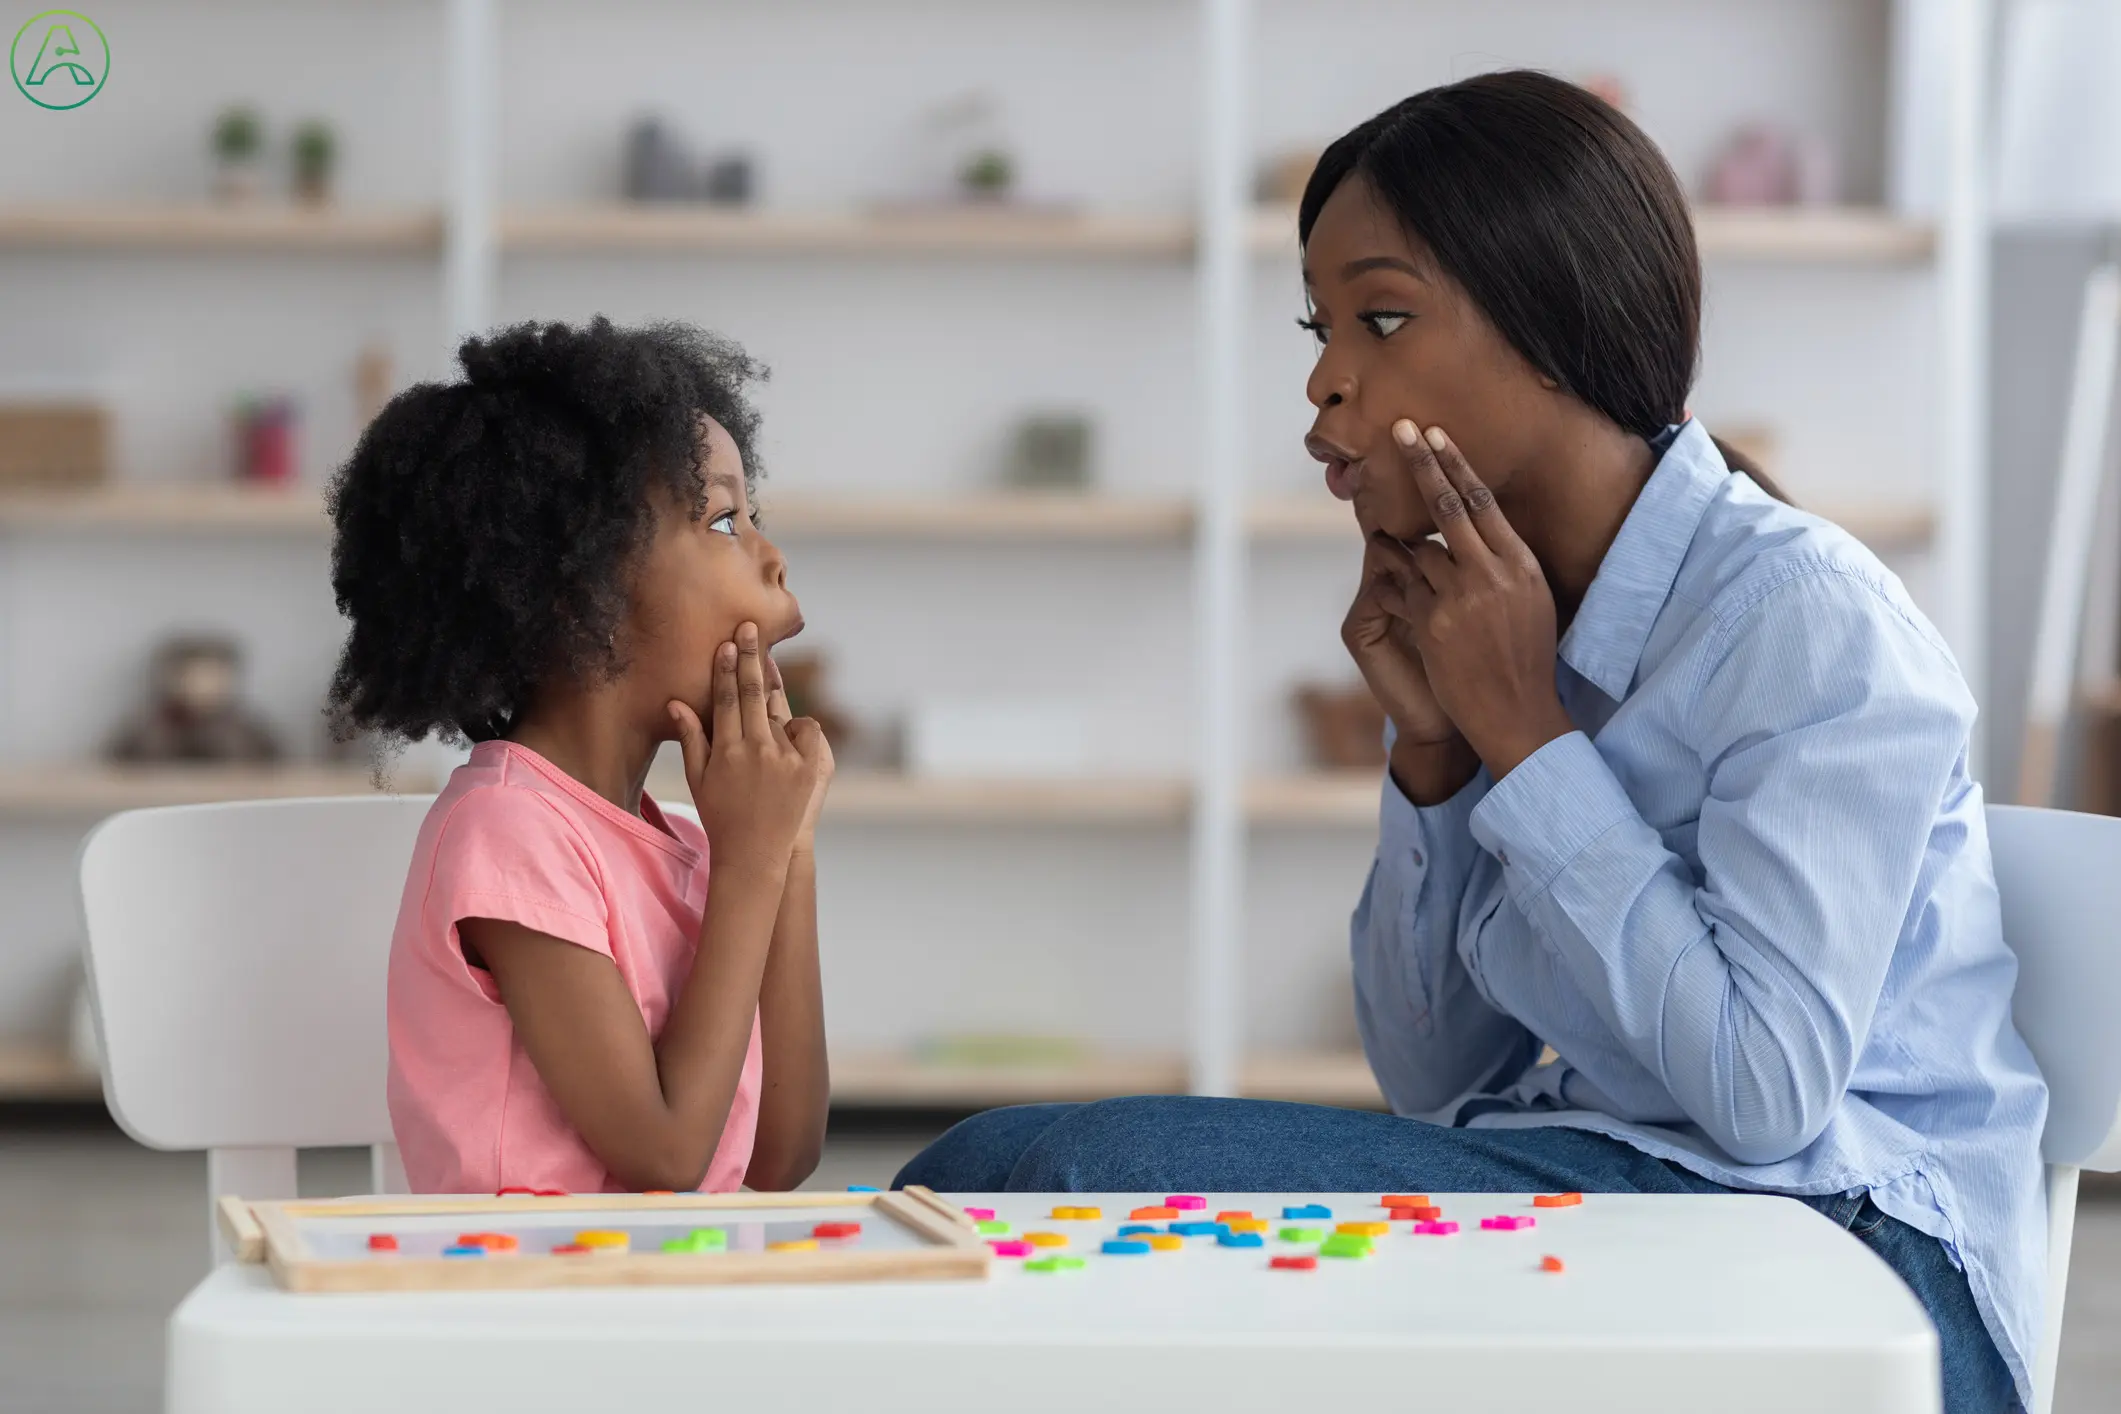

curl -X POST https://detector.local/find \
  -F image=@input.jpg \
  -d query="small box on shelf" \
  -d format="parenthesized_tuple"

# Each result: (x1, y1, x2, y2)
(0, 399, 107, 488)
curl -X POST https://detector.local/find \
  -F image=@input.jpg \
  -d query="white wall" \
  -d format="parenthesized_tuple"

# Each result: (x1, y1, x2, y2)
(0, 0, 1956, 1067)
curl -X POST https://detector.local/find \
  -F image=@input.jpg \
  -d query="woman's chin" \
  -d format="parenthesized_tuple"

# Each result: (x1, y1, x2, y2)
(1359, 502, 1430, 544)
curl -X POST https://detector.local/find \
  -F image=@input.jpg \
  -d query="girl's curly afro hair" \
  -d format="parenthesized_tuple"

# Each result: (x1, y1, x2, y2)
(326, 316, 766, 745)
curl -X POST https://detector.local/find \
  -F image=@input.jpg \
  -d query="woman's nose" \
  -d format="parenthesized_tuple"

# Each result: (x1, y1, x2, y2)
(1307, 357, 1354, 410)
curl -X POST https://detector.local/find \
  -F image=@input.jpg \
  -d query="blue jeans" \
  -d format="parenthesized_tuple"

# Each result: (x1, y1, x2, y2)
(895, 1096, 2020, 1414)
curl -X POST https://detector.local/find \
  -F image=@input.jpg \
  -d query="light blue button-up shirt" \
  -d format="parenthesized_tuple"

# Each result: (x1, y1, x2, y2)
(1353, 419, 2048, 1402)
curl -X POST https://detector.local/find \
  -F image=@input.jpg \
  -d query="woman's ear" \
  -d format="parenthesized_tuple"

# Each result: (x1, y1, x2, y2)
(1539, 375, 1559, 390)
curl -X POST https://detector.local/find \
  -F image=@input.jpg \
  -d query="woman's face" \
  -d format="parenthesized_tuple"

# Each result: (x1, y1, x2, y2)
(626, 415, 803, 719)
(1301, 173, 1554, 542)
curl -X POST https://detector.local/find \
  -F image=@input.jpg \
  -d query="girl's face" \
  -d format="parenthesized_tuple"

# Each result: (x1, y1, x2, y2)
(1300, 173, 1555, 542)
(627, 415, 802, 719)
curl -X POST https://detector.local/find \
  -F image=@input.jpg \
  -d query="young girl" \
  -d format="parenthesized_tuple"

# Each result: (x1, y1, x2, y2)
(328, 317, 832, 1196)
(897, 72, 2044, 1413)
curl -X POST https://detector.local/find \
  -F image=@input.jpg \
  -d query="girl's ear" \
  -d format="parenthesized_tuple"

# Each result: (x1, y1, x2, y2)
(1539, 375, 1560, 390)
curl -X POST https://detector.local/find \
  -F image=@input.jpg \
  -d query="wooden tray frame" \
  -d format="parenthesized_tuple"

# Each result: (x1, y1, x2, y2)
(217, 1186, 989, 1293)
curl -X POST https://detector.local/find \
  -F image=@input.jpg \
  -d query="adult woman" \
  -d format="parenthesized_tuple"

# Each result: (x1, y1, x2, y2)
(895, 71, 2043, 1411)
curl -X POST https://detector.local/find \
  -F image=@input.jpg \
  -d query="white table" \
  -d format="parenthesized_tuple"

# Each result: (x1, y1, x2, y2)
(168, 1191, 1939, 1413)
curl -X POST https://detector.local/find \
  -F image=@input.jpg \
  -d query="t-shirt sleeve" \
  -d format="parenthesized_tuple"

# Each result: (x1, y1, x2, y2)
(424, 785, 612, 959)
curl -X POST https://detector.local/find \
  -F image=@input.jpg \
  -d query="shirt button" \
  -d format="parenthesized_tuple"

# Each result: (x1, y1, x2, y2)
(1497, 849, 1511, 867)
(1409, 849, 1424, 867)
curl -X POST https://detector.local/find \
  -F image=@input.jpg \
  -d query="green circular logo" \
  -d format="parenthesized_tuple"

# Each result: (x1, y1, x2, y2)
(11, 10, 108, 110)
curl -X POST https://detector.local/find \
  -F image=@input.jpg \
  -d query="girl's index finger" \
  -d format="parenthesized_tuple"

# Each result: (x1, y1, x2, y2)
(1420, 425, 1527, 559)
(710, 640, 743, 745)
(1392, 419, 1490, 562)
(735, 622, 773, 741)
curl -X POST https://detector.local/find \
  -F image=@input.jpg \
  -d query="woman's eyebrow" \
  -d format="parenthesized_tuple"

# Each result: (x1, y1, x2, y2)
(1341, 255, 1426, 281)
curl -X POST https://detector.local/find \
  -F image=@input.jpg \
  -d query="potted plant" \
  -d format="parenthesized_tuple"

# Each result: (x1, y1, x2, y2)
(291, 119, 337, 205)
(211, 105, 265, 201)
(958, 148, 1014, 202)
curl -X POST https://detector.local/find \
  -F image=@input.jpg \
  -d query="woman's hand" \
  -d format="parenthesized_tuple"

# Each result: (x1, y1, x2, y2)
(1387, 420, 1574, 779)
(1344, 535, 1459, 747)
(668, 622, 826, 880)
(763, 652, 835, 855)
(1343, 532, 1484, 803)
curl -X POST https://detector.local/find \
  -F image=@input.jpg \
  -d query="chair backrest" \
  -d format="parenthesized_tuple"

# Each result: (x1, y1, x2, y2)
(1990, 803, 2121, 1171)
(78, 795, 432, 1153)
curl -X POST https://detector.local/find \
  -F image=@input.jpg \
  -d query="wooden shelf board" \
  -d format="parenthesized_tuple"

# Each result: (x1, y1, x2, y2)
(0, 1042, 101, 1101)
(0, 764, 431, 815)
(503, 206, 1193, 258)
(1246, 773, 1378, 827)
(0, 203, 444, 253)
(2, 484, 1925, 553)
(647, 769, 1192, 825)
(1251, 202, 1934, 264)
(1248, 493, 1937, 552)
(0, 486, 1197, 540)
(0, 202, 1928, 265)
(0, 483, 328, 531)
(1693, 206, 1936, 263)
(761, 492, 1194, 540)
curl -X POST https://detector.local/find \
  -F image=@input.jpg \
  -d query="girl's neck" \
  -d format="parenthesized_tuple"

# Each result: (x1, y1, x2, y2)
(507, 686, 660, 815)
(1508, 416, 1658, 622)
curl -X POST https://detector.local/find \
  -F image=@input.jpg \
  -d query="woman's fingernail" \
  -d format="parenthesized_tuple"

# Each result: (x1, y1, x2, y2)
(1393, 419, 1420, 448)
(1425, 426, 1448, 451)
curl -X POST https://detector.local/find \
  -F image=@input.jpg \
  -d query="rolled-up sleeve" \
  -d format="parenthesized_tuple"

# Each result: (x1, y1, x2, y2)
(1466, 568, 1970, 1165)
(1352, 726, 1533, 1115)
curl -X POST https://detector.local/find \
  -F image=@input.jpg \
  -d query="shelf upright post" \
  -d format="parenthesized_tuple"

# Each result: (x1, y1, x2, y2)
(1188, 0, 1251, 1098)
(444, 0, 498, 359)
(1935, 0, 1993, 769)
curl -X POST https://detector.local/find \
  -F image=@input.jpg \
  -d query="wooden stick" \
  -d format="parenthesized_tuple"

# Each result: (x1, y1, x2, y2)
(255, 1202, 312, 1291)
(901, 1184, 979, 1231)
(874, 1191, 986, 1253)
(279, 1244, 987, 1293)
(276, 1190, 877, 1221)
(216, 1195, 265, 1264)
(246, 1188, 990, 1292)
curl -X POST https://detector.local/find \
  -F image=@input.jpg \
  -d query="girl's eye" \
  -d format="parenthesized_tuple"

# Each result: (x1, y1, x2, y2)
(708, 509, 740, 538)
(1296, 316, 1329, 348)
(1360, 312, 1411, 339)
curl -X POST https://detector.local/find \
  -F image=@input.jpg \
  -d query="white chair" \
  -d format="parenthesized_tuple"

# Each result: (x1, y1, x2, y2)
(77, 795, 434, 1260)
(1989, 803, 2121, 1414)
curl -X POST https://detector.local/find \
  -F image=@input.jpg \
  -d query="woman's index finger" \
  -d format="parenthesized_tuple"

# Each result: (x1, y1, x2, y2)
(1421, 425, 1528, 559)
(1392, 419, 1488, 561)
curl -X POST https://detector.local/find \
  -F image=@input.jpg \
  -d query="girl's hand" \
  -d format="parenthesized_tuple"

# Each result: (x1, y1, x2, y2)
(1387, 420, 1575, 779)
(764, 653, 835, 854)
(668, 623, 823, 879)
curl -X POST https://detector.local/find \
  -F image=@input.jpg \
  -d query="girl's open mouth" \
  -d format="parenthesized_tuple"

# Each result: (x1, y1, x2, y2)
(1325, 456, 1363, 501)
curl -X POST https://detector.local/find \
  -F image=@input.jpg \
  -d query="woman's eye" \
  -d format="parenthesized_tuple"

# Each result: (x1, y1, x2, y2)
(708, 510, 740, 538)
(1296, 317, 1329, 348)
(1361, 312, 1410, 339)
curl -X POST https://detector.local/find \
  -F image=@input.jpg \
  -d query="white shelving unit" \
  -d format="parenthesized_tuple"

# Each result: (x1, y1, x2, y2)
(0, 0, 1992, 1109)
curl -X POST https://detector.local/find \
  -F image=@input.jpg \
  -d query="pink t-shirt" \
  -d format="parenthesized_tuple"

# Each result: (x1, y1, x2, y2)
(386, 740, 761, 1194)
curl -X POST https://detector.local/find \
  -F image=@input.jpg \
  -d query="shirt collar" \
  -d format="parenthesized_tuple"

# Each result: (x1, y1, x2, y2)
(1558, 419, 1728, 701)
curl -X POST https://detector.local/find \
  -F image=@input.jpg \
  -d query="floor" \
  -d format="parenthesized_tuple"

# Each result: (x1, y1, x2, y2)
(3, 1116, 2117, 1413)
